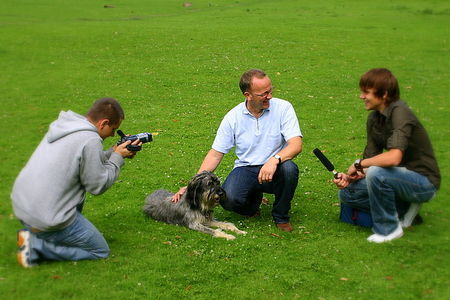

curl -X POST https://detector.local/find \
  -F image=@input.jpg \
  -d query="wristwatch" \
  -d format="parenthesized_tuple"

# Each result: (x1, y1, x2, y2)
(274, 154, 282, 164)
(354, 159, 364, 173)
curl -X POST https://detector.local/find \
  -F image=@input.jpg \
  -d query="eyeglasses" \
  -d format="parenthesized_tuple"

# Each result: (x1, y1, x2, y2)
(253, 87, 274, 98)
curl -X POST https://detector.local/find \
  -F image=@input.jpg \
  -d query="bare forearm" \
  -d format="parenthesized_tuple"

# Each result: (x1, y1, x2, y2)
(276, 137, 302, 162)
(197, 149, 224, 173)
(361, 149, 402, 168)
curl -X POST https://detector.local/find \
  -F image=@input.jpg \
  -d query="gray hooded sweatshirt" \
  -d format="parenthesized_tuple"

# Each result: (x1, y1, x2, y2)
(12, 111, 124, 231)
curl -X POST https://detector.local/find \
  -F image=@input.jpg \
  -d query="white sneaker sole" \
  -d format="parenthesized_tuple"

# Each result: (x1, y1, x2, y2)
(367, 224, 404, 243)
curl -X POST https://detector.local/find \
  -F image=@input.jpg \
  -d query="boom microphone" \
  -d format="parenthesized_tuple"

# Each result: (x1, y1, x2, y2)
(313, 148, 339, 179)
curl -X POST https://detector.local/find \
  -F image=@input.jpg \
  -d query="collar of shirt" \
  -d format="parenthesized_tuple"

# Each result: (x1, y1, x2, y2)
(380, 99, 404, 118)
(241, 99, 271, 116)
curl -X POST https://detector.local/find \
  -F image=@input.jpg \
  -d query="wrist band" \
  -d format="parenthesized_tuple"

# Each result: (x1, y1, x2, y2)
(354, 159, 365, 173)
(274, 154, 282, 164)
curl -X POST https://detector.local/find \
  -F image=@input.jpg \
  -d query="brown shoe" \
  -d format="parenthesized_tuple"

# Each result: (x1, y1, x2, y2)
(276, 223, 293, 232)
(246, 209, 261, 218)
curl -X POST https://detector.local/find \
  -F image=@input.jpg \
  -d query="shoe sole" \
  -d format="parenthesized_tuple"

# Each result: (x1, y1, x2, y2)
(368, 225, 404, 243)
(17, 230, 27, 248)
(17, 230, 32, 268)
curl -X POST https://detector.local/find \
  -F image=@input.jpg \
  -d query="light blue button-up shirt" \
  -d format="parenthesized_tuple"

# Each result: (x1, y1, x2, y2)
(212, 98, 302, 168)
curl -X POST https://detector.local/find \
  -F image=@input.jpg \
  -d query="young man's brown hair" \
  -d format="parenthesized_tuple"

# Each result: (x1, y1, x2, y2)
(359, 68, 400, 104)
(87, 98, 125, 125)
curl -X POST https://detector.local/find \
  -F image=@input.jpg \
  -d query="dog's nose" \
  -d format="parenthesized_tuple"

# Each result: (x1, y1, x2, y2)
(215, 188, 226, 202)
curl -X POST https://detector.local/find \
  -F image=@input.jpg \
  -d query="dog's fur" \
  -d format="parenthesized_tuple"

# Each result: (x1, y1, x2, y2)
(143, 171, 246, 240)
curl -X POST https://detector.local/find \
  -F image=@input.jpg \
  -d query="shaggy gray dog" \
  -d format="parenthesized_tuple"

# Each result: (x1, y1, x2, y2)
(143, 171, 246, 240)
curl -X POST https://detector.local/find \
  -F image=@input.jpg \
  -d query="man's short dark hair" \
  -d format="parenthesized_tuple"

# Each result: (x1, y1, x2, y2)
(239, 69, 267, 94)
(359, 68, 400, 104)
(86, 98, 124, 125)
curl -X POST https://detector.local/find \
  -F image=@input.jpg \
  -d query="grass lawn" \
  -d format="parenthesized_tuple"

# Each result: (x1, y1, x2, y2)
(1, 0, 449, 298)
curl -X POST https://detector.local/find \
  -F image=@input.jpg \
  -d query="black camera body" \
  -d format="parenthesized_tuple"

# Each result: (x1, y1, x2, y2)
(117, 130, 152, 151)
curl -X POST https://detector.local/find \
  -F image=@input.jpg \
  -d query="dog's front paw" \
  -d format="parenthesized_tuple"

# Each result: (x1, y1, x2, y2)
(214, 230, 236, 240)
(236, 230, 247, 235)
(224, 234, 236, 240)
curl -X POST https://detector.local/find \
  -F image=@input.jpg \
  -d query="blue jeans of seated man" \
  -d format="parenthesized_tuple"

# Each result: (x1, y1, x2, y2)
(221, 160, 299, 224)
(25, 212, 110, 265)
(339, 166, 436, 236)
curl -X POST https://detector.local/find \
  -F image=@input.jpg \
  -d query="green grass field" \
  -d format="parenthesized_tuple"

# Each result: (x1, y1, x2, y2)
(1, 0, 449, 298)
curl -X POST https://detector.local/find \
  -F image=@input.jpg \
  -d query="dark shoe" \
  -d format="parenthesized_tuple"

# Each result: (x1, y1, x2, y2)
(276, 223, 293, 232)
(412, 214, 423, 226)
(246, 209, 261, 218)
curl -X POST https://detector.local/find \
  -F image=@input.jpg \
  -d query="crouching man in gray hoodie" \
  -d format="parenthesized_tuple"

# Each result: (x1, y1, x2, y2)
(12, 97, 141, 268)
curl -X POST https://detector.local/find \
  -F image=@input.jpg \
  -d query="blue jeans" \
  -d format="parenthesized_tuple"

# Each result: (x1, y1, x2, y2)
(221, 160, 299, 223)
(339, 166, 436, 235)
(25, 212, 109, 264)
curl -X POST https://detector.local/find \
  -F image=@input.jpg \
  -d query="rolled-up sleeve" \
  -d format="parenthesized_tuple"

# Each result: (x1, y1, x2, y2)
(386, 106, 416, 152)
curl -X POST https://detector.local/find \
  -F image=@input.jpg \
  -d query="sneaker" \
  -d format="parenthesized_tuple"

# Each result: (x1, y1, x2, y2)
(400, 203, 422, 228)
(367, 224, 403, 243)
(17, 229, 33, 268)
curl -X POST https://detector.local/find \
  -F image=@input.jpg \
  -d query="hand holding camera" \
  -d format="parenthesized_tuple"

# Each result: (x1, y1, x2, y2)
(116, 130, 152, 151)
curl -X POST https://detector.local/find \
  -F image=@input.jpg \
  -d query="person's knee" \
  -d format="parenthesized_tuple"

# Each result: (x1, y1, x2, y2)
(365, 166, 391, 189)
(219, 194, 234, 211)
(365, 166, 384, 180)
(338, 189, 348, 202)
(338, 188, 359, 205)
(221, 185, 258, 215)
(220, 195, 253, 215)
(93, 244, 110, 259)
(221, 185, 240, 210)
(279, 160, 299, 180)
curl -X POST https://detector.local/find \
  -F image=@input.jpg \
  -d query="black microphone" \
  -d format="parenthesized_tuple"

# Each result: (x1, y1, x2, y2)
(313, 148, 339, 179)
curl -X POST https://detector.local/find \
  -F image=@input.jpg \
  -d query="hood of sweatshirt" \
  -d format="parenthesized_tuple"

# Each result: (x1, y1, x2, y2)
(47, 110, 98, 143)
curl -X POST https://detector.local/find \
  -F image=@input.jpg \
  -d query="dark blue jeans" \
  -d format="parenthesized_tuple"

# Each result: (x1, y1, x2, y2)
(221, 160, 299, 224)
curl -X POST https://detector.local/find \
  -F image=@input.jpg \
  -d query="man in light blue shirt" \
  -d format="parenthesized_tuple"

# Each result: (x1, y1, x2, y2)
(174, 69, 302, 231)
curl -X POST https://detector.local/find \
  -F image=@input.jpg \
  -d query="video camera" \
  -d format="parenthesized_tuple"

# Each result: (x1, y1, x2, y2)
(117, 130, 152, 151)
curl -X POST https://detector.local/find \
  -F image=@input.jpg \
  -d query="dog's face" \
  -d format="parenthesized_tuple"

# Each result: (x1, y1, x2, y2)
(185, 171, 226, 212)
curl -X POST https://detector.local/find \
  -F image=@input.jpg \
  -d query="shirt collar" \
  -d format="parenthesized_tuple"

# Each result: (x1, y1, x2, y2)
(380, 100, 402, 118)
(241, 99, 271, 115)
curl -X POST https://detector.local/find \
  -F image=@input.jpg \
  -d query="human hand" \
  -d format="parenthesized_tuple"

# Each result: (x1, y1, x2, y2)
(347, 163, 365, 181)
(258, 158, 278, 184)
(171, 186, 187, 203)
(114, 139, 142, 158)
(333, 173, 350, 189)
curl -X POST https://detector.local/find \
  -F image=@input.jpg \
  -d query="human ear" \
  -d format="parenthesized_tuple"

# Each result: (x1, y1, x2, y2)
(98, 119, 110, 129)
